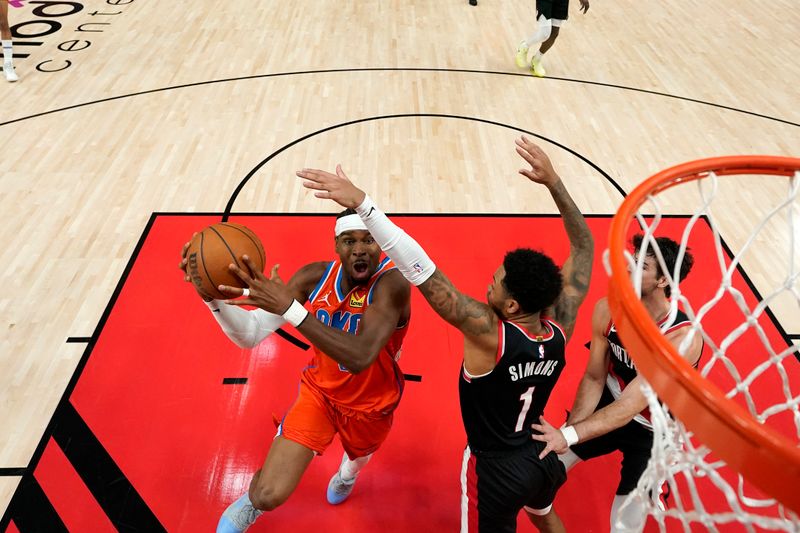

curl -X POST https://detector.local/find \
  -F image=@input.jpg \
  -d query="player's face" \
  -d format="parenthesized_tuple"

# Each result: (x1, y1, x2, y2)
(486, 265, 508, 317)
(335, 230, 382, 284)
(632, 253, 665, 296)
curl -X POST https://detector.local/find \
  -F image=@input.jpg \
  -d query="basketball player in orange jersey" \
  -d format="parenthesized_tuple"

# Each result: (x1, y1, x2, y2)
(297, 136, 595, 533)
(180, 210, 411, 533)
(530, 234, 702, 533)
(1, 0, 18, 82)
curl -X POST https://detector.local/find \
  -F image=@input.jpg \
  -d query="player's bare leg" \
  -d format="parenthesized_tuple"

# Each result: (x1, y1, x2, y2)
(217, 436, 315, 533)
(531, 27, 560, 77)
(525, 507, 567, 533)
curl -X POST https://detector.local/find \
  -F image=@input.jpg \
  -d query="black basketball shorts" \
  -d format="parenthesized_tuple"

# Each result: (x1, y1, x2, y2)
(461, 441, 567, 532)
(536, 0, 569, 21)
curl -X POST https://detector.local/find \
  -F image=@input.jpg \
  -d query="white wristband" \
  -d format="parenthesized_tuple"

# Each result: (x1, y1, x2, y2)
(282, 299, 309, 327)
(560, 425, 579, 447)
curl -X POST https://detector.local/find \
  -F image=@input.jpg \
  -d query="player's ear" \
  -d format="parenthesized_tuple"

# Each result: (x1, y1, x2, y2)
(506, 298, 520, 315)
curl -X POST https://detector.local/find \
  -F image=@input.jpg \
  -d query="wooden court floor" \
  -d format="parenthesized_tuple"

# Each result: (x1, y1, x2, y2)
(1, 0, 798, 530)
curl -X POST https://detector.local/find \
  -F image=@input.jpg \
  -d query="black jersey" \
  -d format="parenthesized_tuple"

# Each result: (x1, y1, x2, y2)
(605, 309, 694, 428)
(459, 319, 566, 453)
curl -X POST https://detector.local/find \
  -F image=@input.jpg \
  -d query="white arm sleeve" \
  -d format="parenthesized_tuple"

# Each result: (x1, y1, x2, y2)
(354, 195, 436, 286)
(205, 300, 286, 349)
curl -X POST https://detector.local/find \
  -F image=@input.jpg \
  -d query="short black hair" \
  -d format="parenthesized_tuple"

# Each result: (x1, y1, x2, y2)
(632, 234, 694, 298)
(336, 208, 357, 219)
(502, 248, 563, 314)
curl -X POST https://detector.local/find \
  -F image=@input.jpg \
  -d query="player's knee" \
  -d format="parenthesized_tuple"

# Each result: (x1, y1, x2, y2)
(550, 27, 560, 39)
(249, 483, 290, 512)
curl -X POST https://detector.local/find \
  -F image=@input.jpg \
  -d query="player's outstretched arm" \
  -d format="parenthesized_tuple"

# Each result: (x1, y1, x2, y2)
(566, 298, 612, 425)
(219, 257, 409, 373)
(297, 166, 499, 350)
(179, 237, 291, 348)
(515, 137, 594, 341)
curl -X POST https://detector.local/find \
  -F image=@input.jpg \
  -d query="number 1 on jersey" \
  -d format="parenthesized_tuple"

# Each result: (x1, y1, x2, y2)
(515, 386, 535, 432)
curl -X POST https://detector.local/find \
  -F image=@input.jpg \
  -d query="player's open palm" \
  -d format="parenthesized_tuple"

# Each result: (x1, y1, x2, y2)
(219, 257, 293, 314)
(530, 416, 569, 459)
(515, 136, 559, 187)
(297, 165, 366, 209)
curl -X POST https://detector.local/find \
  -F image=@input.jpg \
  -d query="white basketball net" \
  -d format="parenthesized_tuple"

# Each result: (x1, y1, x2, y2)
(607, 169, 800, 532)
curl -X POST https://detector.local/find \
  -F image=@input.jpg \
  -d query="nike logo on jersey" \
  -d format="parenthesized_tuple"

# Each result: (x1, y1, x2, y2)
(508, 360, 559, 381)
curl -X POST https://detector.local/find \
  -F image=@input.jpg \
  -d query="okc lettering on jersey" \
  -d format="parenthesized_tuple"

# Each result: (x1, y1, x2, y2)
(315, 309, 363, 334)
(508, 360, 559, 381)
(609, 341, 635, 370)
(315, 309, 363, 373)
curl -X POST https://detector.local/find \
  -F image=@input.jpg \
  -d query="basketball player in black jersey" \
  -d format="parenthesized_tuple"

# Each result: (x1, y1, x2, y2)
(296, 136, 595, 533)
(531, 234, 703, 532)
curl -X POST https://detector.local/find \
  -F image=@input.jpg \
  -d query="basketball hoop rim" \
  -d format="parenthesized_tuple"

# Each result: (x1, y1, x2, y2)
(607, 155, 800, 515)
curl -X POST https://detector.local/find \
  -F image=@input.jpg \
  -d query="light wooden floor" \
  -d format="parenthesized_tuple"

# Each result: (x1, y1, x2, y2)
(1, 0, 798, 520)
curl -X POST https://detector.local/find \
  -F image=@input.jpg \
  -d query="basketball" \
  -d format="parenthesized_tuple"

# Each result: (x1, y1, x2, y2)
(186, 222, 266, 300)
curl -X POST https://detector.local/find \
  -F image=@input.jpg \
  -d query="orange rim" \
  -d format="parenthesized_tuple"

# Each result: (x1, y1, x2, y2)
(607, 155, 800, 515)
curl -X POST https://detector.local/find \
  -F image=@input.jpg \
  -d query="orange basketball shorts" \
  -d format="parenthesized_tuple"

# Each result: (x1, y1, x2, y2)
(279, 380, 394, 459)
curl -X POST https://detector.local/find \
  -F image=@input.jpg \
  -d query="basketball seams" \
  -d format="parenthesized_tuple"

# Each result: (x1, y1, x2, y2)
(198, 231, 220, 298)
(220, 223, 266, 271)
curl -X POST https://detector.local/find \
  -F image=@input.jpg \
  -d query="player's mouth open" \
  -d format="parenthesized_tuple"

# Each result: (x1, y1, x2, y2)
(353, 261, 369, 274)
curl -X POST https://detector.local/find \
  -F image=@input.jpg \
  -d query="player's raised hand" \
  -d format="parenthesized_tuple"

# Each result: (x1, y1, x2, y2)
(297, 165, 367, 209)
(579, 0, 589, 13)
(530, 416, 569, 459)
(218, 256, 294, 314)
(515, 136, 560, 187)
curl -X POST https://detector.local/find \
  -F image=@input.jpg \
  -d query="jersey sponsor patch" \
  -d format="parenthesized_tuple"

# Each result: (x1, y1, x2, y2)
(349, 293, 365, 308)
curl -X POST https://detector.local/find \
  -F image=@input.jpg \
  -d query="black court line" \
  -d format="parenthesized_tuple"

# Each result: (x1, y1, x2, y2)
(788, 334, 800, 340)
(403, 374, 422, 382)
(224, 113, 620, 216)
(0, 213, 161, 533)
(66, 337, 91, 343)
(275, 328, 311, 350)
(7, 475, 68, 533)
(0, 468, 26, 476)
(1, 68, 798, 128)
(52, 402, 165, 532)
(222, 377, 248, 385)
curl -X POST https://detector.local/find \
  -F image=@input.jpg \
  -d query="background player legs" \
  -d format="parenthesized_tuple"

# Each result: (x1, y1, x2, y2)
(0, 0, 17, 82)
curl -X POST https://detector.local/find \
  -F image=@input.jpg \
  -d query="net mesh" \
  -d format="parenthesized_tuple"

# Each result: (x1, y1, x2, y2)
(607, 166, 800, 532)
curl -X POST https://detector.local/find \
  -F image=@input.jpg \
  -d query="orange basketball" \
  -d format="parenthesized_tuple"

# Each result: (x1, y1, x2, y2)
(186, 223, 266, 300)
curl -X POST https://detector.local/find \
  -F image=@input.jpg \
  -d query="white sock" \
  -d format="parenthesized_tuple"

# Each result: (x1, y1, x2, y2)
(533, 51, 543, 62)
(610, 494, 646, 533)
(2, 41, 12, 64)
(524, 15, 552, 48)
(340, 453, 371, 481)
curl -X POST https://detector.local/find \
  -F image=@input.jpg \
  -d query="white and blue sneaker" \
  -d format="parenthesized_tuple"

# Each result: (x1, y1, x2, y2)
(326, 460, 358, 505)
(217, 493, 263, 533)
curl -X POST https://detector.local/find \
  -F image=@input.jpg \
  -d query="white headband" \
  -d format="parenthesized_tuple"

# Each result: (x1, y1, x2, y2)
(335, 214, 368, 236)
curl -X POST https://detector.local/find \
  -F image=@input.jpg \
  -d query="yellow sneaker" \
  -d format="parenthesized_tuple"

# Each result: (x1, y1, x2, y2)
(530, 56, 546, 78)
(515, 42, 529, 68)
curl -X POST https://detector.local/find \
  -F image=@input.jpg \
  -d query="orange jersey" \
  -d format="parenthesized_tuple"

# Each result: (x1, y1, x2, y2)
(302, 257, 408, 415)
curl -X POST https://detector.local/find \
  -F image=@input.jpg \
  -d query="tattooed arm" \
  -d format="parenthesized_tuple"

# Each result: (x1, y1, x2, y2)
(416, 269, 500, 375)
(515, 137, 594, 341)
